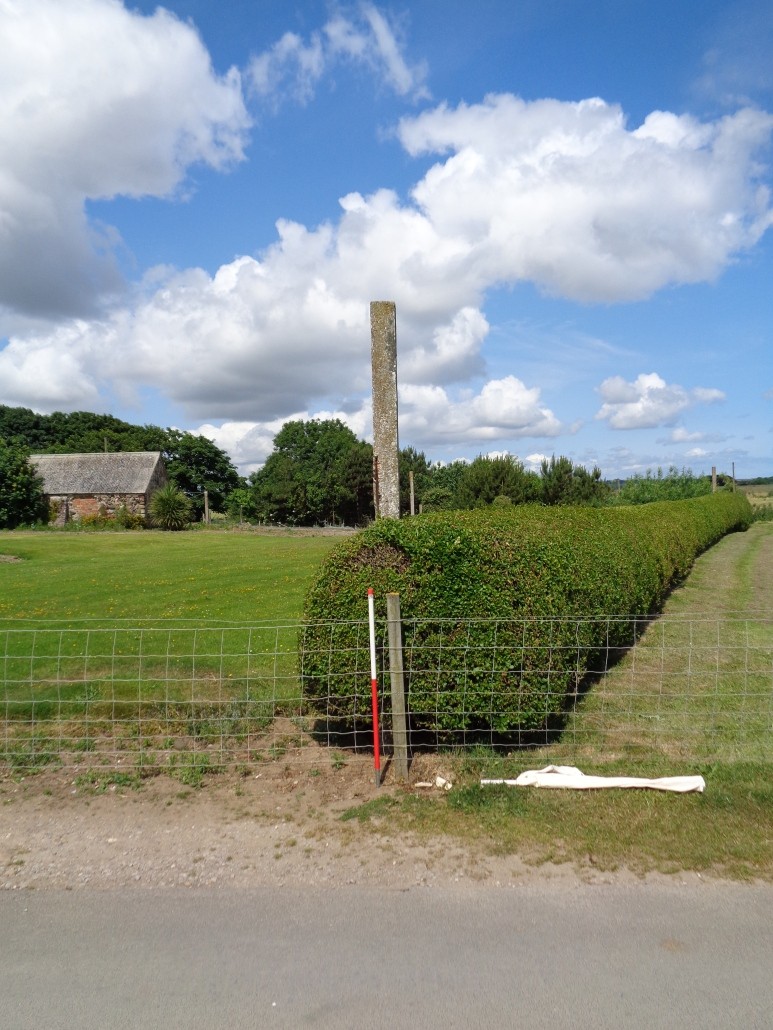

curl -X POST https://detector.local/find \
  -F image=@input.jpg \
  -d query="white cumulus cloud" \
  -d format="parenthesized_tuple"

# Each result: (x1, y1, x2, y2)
(400, 307, 488, 383)
(595, 373, 726, 430)
(399, 95, 773, 302)
(399, 376, 563, 446)
(0, 0, 249, 319)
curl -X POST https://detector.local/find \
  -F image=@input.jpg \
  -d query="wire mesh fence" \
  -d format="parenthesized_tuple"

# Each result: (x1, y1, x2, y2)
(1, 611, 771, 774)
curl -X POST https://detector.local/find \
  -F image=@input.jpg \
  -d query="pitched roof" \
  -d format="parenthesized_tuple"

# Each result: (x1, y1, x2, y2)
(30, 452, 165, 495)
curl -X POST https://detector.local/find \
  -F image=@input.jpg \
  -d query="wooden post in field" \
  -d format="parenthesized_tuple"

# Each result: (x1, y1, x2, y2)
(204, 489, 210, 524)
(409, 471, 415, 516)
(370, 301, 400, 520)
(712, 466, 717, 493)
(386, 592, 409, 781)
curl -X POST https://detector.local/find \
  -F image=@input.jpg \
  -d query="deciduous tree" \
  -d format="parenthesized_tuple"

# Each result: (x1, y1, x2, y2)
(163, 431, 241, 519)
(250, 419, 374, 526)
(0, 440, 47, 529)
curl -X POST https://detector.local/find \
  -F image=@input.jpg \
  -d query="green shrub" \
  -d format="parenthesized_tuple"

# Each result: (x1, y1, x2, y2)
(149, 485, 191, 531)
(300, 492, 752, 736)
(113, 505, 146, 530)
(78, 512, 112, 530)
(67, 508, 145, 531)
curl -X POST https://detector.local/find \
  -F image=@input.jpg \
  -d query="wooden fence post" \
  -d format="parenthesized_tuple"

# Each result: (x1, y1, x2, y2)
(386, 592, 409, 780)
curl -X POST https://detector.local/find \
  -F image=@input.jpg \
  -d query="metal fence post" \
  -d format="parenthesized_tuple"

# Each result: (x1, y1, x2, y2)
(386, 592, 409, 780)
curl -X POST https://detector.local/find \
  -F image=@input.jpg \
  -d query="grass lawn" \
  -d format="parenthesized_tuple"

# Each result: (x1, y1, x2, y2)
(0, 529, 342, 732)
(0, 529, 339, 623)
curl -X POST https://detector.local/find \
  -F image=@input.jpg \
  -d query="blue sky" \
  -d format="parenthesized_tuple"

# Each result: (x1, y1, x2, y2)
(1, 0, 771, 478)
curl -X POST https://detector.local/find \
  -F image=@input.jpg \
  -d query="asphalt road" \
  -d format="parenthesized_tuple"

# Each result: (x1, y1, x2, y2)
(2, 883, 772, 1029)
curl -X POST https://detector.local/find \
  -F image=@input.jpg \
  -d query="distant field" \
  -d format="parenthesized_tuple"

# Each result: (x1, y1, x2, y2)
(740, 483, 773, 508)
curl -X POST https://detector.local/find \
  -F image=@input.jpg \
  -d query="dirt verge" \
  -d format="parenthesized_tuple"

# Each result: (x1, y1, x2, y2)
(1, 746, 712, 892)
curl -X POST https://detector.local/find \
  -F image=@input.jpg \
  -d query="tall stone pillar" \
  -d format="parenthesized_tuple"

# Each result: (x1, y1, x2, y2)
(370, 301, 400, 520)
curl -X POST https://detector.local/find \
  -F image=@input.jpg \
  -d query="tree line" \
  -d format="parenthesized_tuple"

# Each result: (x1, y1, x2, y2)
(0, 405, 720, 530)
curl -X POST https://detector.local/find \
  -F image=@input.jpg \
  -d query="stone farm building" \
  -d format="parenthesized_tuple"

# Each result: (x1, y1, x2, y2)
(30, 452, 168, 524)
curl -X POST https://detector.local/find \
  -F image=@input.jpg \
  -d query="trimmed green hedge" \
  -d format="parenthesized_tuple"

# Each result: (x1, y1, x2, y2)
(300, 492, 752, 735)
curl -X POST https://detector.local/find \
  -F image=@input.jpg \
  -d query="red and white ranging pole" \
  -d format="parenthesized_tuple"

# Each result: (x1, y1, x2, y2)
(367, 588, 381, 786)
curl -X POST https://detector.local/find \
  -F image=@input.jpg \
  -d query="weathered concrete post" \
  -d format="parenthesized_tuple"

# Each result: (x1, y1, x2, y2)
(370, 301, 400, 519)
(386, 592, 409, 781)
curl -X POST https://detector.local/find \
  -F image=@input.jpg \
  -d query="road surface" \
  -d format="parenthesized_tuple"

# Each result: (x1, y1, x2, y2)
(2, 883, 771, 1029)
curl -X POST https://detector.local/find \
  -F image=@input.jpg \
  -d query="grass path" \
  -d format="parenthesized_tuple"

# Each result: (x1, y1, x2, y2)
(666, 520, 773, 613)
(552, 522, 773, 764)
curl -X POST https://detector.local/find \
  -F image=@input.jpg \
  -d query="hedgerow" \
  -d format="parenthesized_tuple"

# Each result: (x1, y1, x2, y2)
(300, 492, 752, 736)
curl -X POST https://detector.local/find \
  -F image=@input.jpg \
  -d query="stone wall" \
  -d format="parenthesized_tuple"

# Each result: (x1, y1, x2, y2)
(49, 493, 149, 522)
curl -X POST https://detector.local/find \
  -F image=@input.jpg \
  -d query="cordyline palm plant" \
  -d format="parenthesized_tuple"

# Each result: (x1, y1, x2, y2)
(149, 484, 191, 531)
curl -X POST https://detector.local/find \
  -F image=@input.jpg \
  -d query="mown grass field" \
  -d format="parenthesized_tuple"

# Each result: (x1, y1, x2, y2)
(0, 529, 342, 746)
(0, 529, 340, 623)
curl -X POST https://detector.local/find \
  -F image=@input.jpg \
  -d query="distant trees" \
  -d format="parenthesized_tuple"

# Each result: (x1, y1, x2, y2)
(399, 447, 432, 514)
(0, 439, 47, 529)
(422, 453, 608, 510)
(224, 486, 260, 524)
(162, 430, 241, 520)
(455, 455, 541, 508)
(540, 455, 610, 506)
(0, 405, 164, 454)
(249, 419, 373, 525)
(243, 424, 615, 526)
(420, 460, 468, 512)
(6, 404, 713, 529)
